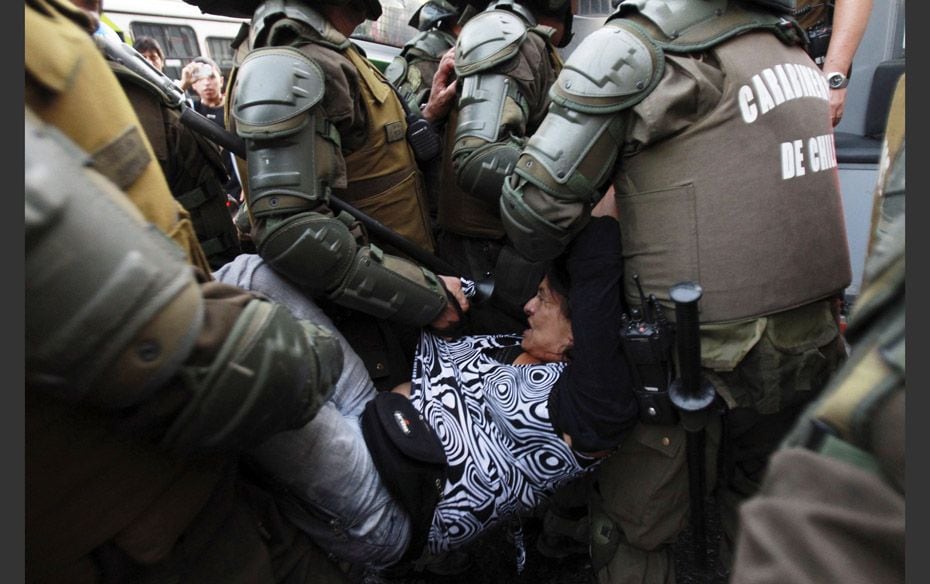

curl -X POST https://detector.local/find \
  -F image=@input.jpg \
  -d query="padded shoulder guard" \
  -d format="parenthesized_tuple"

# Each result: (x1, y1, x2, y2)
(549, 21, 662, 114)
(454, 10, 528, 77)
(612, 0, 805, 53)
(250, 0, 349, 51)
(232, 46, 325, 139)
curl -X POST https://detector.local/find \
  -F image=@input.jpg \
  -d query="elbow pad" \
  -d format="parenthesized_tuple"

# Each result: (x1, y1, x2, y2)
(329, 244, 448, 325)
(26, 109, 203, 409)
(232, 47, 340, 218)
(500, 172, 579, 262)
(454, 138, 523, 203)
(257, 212, 448, 326)
(165, 298, 343, 453)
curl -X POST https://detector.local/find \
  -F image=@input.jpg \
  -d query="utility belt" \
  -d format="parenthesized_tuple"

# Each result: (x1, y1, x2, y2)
(360, 391, 447, 564)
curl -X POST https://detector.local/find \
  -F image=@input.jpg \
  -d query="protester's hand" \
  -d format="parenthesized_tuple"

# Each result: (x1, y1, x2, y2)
(428, 275, 470, 338)
(591, 184, 619, 219)
(421, 49, 457, 124)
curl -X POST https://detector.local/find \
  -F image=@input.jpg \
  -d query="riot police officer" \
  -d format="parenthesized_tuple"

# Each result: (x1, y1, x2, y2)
(731, 74, 905, 584)
(500, 0, 852, 580)
(26, 1, 347, 581)
(185, 0, 466, 390)
(435, 0, 578, 334)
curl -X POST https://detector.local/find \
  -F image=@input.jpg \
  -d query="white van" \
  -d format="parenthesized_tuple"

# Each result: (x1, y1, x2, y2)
(101, 0, 423, 77)
(103, 0, 246, 80)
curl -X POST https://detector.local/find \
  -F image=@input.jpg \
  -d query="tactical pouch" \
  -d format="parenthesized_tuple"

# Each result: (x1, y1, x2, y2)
(634, 387, 679, 426)
(361, 392, 447, 562)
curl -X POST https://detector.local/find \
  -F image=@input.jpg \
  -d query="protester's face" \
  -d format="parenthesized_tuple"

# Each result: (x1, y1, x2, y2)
(192, 64, 223, 102)
(141, 50, 164, 72)
(521, 276, 572, 363)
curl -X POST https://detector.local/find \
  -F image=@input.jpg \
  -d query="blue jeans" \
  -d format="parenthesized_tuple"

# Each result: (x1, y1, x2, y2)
(215, 255, 411, 569)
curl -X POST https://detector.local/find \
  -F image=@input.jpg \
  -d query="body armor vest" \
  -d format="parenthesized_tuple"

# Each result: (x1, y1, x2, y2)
(612, 28, 850, 323)
(340, 47, 436, 253)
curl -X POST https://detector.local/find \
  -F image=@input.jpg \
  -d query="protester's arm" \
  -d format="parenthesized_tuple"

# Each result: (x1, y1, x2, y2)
(548, 216, 638, 454)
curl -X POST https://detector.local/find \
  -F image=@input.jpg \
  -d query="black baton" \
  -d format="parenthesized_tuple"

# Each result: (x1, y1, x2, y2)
(668, 282, 716, 572)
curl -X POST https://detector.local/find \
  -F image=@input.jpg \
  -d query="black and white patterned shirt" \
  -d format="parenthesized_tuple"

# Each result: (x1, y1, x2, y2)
(408, 332, 598, 554)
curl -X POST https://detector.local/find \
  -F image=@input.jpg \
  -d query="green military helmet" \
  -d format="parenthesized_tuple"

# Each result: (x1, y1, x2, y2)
(184, 0, 383, 20)
(408, 0, 460, 30)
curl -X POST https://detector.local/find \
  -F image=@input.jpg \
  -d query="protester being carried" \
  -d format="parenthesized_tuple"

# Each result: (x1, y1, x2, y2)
(216, 213, 638, 575)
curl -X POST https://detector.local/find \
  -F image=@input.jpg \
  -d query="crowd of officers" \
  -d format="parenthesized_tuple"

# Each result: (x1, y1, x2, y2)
(25, 0, 903, 583)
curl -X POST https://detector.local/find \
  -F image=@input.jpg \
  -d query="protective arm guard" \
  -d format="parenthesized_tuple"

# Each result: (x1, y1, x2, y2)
(451, 9, 530, 202)
(258, 212, 449, 326)
(232, 47, 340, 219)
(26, 109, 344, 453)
(452, 72, 527, 203)
(26, 111, 203, 408)
(166, 298, 343, 452)
(501, 23, 660, 262)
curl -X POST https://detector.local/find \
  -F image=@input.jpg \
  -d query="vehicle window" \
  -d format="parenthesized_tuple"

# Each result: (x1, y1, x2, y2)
(130, 22, 200, 80)
(206, 36, 237, 78)
(577, 0, 614, 16)
(352, 0, 422, 48)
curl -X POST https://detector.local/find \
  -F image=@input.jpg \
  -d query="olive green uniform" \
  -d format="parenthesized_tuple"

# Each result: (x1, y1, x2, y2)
(500, 1, 851, 580)
(226, 0, 452, 390)
(25, 2, 346, 581)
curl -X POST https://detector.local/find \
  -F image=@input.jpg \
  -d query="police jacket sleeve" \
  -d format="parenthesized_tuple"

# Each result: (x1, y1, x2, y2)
(547, 216, 638, 453)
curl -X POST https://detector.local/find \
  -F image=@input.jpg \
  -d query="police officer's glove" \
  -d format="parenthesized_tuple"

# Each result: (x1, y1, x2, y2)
(427, 275, 470, 339)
